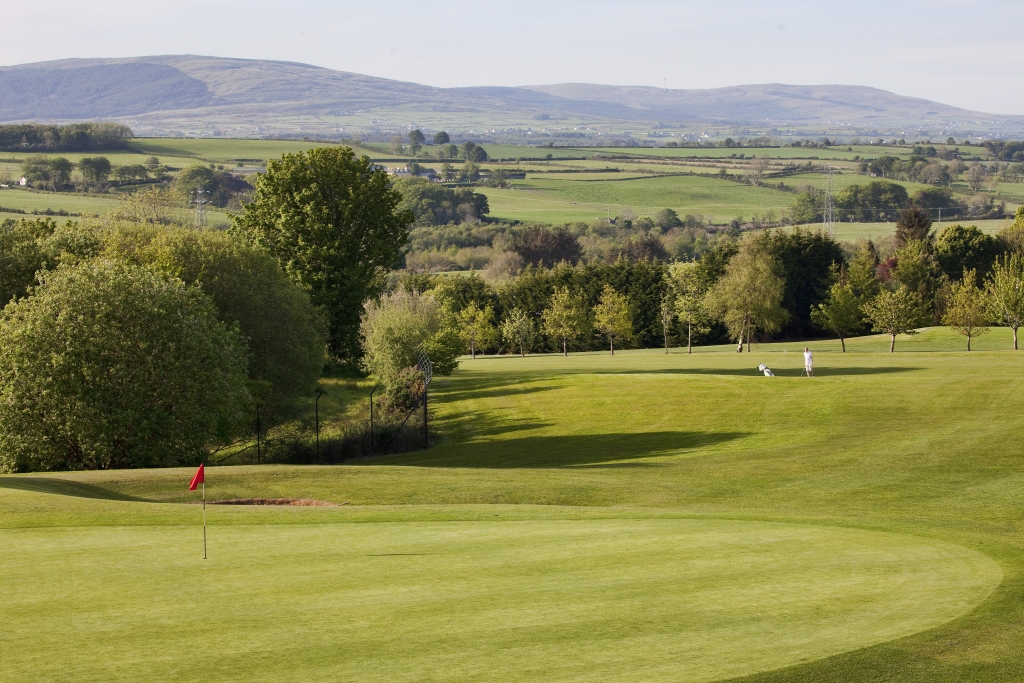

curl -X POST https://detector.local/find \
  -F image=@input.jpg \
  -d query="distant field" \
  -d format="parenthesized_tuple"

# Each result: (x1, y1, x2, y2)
(0, 188, 118, 216)
(790, 218, 1013, 243)
(483, 174, 795, 223)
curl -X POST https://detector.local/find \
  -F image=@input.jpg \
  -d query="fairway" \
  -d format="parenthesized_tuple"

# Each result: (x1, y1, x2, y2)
(3, 328, 1024, 682)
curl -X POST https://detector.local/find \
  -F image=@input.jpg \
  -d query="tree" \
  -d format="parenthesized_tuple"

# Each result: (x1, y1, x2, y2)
(0, 260, 250, 472)
(706, 237, 788, 352)
(231, 147, 412, 364)
(393, 177, 489, 226)
(848, 239, 881, 299)
(810, 269, 863, 352)
(894, 207, 933, 247)
(114, 164, 150, 184)
(109, 186, 190, 226)
(456, 301, 496, 359)
(78, 156, 112, 185)
(984, 253, 1024, 350)
(0, 218, 99, 307)
(942, 269, 989, 350)
(862, 286, 925, 352)
(934, 224, 999, 282)
(659, 296, 674, 353)
(433, 131, 450, 145)
(609, 234, 669, 262)
(460, 161, 481, 182)
(21, 156, 74, 190)
(48, 157, 74, 189)
(654, 208, 682, 230)
(593, 285, 633, 355)
(501, 307, 535, 357)
(437, 144, 459, 160)
(360, 287, 461, 392)
(510, 226, 583, 267)
(460, 142, 489, 162)
(966, 164, 986, 193)
(670, 261, 711, 354)
(173, 165, 251, 207)
(542, 287, 590, 356)
(408, 129, 424, 155)
(114, 226, 327, 422)
(750, 156, 771, 184)
(440, 162, 455, 182)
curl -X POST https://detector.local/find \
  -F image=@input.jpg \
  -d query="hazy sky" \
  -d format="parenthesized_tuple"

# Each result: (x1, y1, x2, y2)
(4, 0, 1022, 114)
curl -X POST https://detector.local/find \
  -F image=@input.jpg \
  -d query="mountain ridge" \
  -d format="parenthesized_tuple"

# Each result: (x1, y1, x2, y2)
(2, 55, 1021, 138)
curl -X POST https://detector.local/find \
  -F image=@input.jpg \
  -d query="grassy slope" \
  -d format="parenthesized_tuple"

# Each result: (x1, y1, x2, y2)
(2, 328, 1024, 681)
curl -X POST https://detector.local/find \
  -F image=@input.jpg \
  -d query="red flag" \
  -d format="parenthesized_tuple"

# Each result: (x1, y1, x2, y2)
(189, 463, 205, 491)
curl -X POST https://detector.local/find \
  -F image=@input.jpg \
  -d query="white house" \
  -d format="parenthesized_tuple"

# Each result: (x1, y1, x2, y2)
(19, 176, 27, 186)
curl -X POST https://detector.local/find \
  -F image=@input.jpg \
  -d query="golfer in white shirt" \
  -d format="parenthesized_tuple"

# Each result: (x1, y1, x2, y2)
(803, 347, 814, 377)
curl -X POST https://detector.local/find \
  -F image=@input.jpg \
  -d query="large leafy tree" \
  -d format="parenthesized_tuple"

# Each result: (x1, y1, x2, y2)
(232, 147, 412, 364)
(0, 260, 250, 472)
(934, 224, 999, 282)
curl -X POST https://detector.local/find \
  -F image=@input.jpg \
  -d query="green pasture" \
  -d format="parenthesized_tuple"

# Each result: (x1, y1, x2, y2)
(483, 175, 794, 223)
(3, 327, 1024, 681)
(0, 188, 230, 227)
(0, 188, 119, 216)
(127, 138, 343, 163)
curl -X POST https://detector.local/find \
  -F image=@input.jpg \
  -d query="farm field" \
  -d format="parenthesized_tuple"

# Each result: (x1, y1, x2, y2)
(3, 327, 1024, 682)
(483, 175, 794, 223)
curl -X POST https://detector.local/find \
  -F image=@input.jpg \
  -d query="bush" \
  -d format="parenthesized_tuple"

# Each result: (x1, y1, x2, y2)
(359, 287, 461, 392)
(0, 260, 250, 472)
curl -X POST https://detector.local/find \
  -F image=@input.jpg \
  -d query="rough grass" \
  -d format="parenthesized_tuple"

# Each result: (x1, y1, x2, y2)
(2, 327, 1024, 682)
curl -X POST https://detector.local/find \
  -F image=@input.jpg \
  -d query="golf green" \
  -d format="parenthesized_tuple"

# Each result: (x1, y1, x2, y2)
(0, 515, 999, 683)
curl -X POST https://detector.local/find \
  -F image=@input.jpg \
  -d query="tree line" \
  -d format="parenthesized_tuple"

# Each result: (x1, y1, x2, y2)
(0, 123, 133, 152)
(4, 142, 1023, 473)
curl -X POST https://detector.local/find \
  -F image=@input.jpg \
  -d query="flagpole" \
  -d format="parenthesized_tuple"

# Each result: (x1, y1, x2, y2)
(202, 480, 207, 560)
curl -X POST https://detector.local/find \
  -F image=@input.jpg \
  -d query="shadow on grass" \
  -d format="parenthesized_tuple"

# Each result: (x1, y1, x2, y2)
(611, 366, 920, 377)
(432, 382, 557, 403)
(0, 476, 147, 501)
(381, 430, 749, 468)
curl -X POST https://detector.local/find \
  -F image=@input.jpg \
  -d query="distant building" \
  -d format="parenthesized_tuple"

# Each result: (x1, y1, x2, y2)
(19, 176, 27, 186)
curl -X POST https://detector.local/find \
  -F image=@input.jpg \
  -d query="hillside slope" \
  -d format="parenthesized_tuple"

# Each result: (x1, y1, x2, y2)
(2, 55, 1021, 137)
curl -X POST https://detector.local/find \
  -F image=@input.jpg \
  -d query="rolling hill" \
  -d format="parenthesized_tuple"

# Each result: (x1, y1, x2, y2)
(2, 55, 1021, 139)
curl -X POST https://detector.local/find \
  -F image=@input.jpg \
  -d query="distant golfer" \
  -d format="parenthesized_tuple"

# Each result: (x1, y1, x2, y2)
(803, 347, 814, 377)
